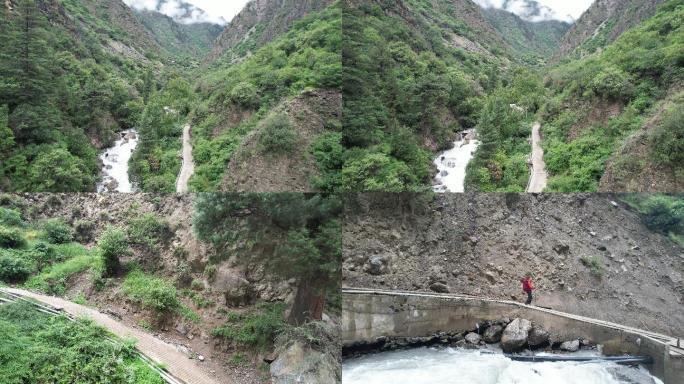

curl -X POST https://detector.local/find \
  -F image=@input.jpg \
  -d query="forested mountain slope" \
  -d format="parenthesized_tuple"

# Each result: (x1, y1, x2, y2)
(181, 2, 341, 192)
(133, 9, 223, 60)
(0, 0, 164, 192)
(557, 0, 665, 59)
(205, 0, 334, 64)
(540, 0, 684, 192)
(338, 0, 522, 192)
(480, 6, 570, 64)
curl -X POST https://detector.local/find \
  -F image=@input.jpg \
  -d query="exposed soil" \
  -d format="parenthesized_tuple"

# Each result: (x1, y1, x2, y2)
(221, 89, 341, 192)
(342, 194, 684, 336)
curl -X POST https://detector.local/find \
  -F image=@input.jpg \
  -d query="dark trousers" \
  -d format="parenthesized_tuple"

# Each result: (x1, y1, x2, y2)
(525, 291, 533, 305)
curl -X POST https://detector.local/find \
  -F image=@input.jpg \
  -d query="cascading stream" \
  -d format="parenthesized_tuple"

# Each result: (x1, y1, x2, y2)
(97, 129, 139, 193)
(343, 348, 661, 384)
(433, 129, 480, 193)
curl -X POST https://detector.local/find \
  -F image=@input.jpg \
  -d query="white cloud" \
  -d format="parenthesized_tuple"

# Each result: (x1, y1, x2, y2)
(473, 0, 594, 23)
(186, 0, 250, 22)
(124, 0, 251, 25)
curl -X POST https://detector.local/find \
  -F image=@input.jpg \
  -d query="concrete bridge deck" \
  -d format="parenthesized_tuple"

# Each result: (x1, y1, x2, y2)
(342, 287, 684, 384)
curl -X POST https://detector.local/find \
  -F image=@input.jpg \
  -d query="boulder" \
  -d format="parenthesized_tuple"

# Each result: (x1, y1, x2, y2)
(527, 326, 550, 347)
(501, 318, 532, 352)
(365, 255, 389, 275)
(213, 266, 255, 306)
(560, 339, 580, 352)
(429, 282, 450, 293)
(482, 324, 504, 344)
(270, 341, 338, 384)
(465, 332, 481, 345)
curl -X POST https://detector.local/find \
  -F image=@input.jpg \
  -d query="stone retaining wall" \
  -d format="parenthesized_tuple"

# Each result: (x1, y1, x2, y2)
(342, 289, 683, 384)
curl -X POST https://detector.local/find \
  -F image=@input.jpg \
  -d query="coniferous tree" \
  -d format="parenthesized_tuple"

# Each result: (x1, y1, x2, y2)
(194, 193, 342, 325)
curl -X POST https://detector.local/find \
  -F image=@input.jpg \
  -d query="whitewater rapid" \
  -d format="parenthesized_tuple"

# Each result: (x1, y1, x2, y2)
(97, 129, 138, 193)
(433, 129, 480, 193)
(343, 348, 661, 384)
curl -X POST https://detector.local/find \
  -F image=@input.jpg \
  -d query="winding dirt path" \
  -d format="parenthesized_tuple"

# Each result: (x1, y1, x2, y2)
(176, 124, 194, 194)
(527, 122, 548, 193)
(2, 288, 225, 384)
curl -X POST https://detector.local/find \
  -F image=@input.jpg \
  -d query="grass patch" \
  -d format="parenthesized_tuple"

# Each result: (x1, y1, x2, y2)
(0, 301, 164, 384)
(122, 270, 180, 314)
(212, 301, 286, 350)
(580, 255, 604, 278)
(24, 252, 102, 295)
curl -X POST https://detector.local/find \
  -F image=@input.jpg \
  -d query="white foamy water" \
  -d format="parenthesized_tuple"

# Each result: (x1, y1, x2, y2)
(97, 129, 139, 193)
(433, 129, 480, 193)
(343, 348, 661, 384)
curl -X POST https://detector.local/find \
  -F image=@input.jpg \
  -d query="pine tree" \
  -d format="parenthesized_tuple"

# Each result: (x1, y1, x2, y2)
(1, 0, 52, 106)
(194, 193, 342, 325)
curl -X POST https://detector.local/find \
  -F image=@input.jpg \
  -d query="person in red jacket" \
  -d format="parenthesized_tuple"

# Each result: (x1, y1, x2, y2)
(521, 274, 535, 305)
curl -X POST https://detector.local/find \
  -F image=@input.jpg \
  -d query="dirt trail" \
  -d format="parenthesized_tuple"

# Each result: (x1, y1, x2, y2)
(3, 287, 226, 384)
(527, 122, 548, 193)
(176, 124, 194, 194)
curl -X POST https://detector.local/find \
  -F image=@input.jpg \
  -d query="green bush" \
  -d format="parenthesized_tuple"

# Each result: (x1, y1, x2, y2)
(41, 218, 73, 244)
(0, 208, 24, 227)
(580, 255, 604, 278)
(98, 227, 129, 276)
(0, 254, 31, 283)
(203, 264, 217, 282)
(127, 213, 172, 250)
(0, 302, 164, 383)
(73, 219, 96, 243)
(229, 82, 259, 108)
(258, 113, 298, 154)
(212, 301, 286, 350)
(0, 227, 26, 248)
(123, 270, 180, 313)
(651, 107, 684, 168)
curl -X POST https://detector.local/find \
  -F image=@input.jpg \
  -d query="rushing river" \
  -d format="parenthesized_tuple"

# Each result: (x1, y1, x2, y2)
(433, 129, 480, 193)
(343, 348, 661, 384)
(97, 129, 139, 193)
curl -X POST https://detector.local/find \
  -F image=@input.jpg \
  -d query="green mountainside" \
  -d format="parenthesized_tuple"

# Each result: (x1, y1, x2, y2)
(481, 6, 570, 64)
(1, 0, 681, 193)
(539, 0, 683, 192)
(0, 0, 165, 192)
(133, 9, 223, 61)
(557, 0, 666, 59)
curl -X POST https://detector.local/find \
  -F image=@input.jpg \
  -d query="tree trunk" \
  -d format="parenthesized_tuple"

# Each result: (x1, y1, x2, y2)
(287, 277, 326, 326)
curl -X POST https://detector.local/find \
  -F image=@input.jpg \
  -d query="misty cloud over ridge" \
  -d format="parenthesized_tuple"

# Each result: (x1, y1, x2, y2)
(473, 0, 576, 23)
(124, 0, 228, 25)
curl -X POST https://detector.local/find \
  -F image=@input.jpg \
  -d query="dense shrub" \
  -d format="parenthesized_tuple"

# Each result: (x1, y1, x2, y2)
(0, 226, 26, 248)
(0, 254, 31, 283)
(123, 270, 180, 313)
(258, 113, 297, 154)
(41, 218, 73, 244)
(98, 227, 129, 276)
(0, 208, 24, 227)
(212, 302, 286, 350)
(229, 82, 259, 108)
(0, 302, 164, 383)
(651, 107, 684, 168)
(127, 213, 172, 250)
(73, 219, 96, 243)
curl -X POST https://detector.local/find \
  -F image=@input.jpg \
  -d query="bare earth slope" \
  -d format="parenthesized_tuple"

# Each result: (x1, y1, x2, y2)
(342, 194, 684, 336)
